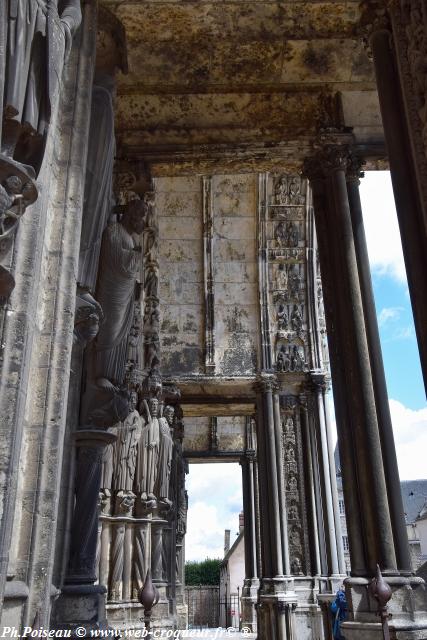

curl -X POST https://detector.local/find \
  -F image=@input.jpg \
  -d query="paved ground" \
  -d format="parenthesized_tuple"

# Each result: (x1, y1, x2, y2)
(180, 630, 256, 639)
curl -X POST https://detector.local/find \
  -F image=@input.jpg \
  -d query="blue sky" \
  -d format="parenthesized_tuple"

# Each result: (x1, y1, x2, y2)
(186, 172, 427, 561)
(359, 172, 425, 410)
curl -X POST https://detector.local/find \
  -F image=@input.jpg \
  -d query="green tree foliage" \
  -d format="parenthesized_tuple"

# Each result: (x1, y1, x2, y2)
(185, 558, 221, 586)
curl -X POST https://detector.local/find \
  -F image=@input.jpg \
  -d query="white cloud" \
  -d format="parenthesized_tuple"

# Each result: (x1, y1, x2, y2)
(186, 463, 242, 562)
(359, 172, 407, 284)
(378, 306, 404, 327)
(323, 394, 426, 481)
(389, 399, 427, 482)
(390, 325, 415, 341)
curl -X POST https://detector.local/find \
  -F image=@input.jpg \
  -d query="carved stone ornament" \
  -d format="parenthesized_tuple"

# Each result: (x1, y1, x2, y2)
(303, 144, 350, 180)
(2, 0, 82, 174)
(0, 158, 38, 238)
(0, 157, 39, 299)
(346, 153, 365, 184)
(359, 1, 391, 40)
(74, 288, 104, 346)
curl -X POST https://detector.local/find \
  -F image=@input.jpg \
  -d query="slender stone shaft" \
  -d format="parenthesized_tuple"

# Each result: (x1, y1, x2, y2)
(312, 377, 339, 576)
(299, 400, 321, 576)
(346, 162, 412, 574)
(323, 391, 346, 575)
(241, 456, 258, 580)
(265, 385, 284, 576)
(368, 24, 427, 393)
(330, 160, 396, 574)
(306, 168, 367, 576)
(66, 430, 117, 585)
(305, 147, 397, 575)
(273, 393, 291, 577)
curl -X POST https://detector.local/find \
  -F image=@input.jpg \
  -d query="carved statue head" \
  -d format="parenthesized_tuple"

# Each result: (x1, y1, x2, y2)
(129, 390, 138, 412)
(164, 405, 175, 427)
(148, 396, 159, 417)
(122, 198, 145, 235)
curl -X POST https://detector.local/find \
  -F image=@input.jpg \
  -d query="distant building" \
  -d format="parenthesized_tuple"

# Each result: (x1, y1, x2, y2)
(336, 446, 427, 572)
(219, 513, 245, 629)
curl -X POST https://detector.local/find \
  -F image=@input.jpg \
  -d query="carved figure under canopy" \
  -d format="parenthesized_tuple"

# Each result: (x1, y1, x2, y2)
(155, 405, 174, 504)
(114, 391, 142, 492)
(290, 304, 303, 333)
(93, 199, 144, 389)
(277, 303, 288, 330)
(135, 397, 160, 500)
(3, 0, 82, 172)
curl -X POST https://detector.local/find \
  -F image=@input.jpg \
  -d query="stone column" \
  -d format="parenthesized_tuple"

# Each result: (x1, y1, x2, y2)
(240, 453, 259, 633)
(254, 375, 296, 639)
(298, 398, 321, 578)
(346, 155, 412, 574)
(304, 145, 397, 577)
(310, 374, 343, 579)
(304, 143, 427, 638)
(55, 430, 116, 633)
(304, 151, 367, 578)
(360, 1, 427, 392)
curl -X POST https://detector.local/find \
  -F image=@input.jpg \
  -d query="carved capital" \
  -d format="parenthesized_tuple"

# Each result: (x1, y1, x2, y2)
(303, 144, 350, 181)
(346, 153, 366, 184)
(359, 1, 392, 41)
(307, 371, 330, 394)
(255, 374, 278, 394)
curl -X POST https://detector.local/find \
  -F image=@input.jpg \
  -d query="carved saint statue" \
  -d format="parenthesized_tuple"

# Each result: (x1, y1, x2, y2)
(3, 0, 82, 172)
(286, 222, 299, 247)
(290, 304, 303, 334)
(93, 199, 144, 389)
(277, 303, 288, 331)
(288, 265, 300, 299)
(288, 178, 305, 205)
(290, 345, 305, 372)
(274, 177, 288, 205)
(155, 405, 174, 504)
(114, 391, 142, 492)
(135, 397, 160, 500)
(275, 221, 287, 247)
(275, 263, 288, 292)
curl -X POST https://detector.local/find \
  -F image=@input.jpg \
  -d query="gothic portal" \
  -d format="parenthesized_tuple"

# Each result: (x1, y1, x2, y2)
(1, 1, 427, 639)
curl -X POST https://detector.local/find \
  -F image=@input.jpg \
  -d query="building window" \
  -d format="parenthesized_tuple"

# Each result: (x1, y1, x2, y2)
(339, 500, 345, 516)
(342, 536, 349, 552)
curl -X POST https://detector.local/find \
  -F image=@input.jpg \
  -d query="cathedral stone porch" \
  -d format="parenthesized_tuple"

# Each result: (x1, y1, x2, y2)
(1, 1, 427, 639)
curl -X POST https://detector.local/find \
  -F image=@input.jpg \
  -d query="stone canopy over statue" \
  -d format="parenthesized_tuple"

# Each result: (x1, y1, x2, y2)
(2, 0, 82, 173)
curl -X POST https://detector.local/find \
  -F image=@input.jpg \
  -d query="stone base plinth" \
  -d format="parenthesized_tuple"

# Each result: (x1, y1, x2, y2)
(176, 602, 188, 630)
(53, 585, 108, 637)
(241, 578, 259, 632)
(341, 576, 427, 640)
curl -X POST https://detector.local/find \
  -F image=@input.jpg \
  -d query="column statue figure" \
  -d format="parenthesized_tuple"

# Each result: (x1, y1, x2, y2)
(93, 198, 144, 389)
(135, 397, 160, 501)
(155, 405, 174, 505)
(79, 198, 144, 427)
(2, 0, 82, 173)
(114, 390, 142, 492)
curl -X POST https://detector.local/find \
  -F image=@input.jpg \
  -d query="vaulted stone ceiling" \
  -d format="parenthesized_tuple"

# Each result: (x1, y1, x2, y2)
(99, 1, 385, 172)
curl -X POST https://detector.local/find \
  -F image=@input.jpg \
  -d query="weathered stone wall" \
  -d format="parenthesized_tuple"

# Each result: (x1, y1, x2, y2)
(212, 175, 258, 375)
(158, 176, 204, 376)
(0, 2, 96, 628)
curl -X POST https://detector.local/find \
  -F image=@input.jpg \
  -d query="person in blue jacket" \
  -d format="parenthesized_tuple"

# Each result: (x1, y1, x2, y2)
(331, 586, 347, 639)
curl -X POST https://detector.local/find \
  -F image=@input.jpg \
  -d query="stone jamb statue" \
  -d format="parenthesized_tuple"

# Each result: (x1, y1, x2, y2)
(2, 0, 82, 174)
(135, 396, 161, 502)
